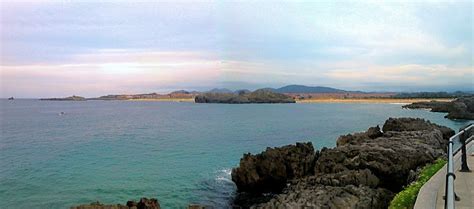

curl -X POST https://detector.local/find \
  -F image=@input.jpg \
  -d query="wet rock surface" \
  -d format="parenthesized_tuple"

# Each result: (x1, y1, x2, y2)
(403, 96, 474, 120)
(231, 117, 454, 208)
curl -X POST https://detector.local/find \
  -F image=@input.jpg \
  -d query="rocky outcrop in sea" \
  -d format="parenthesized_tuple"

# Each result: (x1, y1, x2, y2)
(195, 89, 295, 104)
(40, 95, 86, 101)
(231, 118, 454, 208)
(403, 96, 474, 120)
(71, 198, 160, 209)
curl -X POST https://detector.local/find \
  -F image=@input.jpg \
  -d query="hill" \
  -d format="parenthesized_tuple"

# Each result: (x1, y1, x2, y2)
(195, 89, 295, 104)
(40, 95, 86, 101)
(207, 88, 233, 93)
(275, 85, 347, 93)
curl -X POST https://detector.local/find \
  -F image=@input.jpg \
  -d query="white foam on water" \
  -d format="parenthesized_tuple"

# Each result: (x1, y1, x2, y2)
(215, 168, 233, 183)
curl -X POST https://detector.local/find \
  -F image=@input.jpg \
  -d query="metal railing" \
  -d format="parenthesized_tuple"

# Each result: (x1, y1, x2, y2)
(445, 124, 473, 209)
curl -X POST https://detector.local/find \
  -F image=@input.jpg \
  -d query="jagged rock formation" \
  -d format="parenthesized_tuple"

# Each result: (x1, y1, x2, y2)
(195, 89, 295, 104)
(382, 117, 454, 141)
(231, 142, 316, 193)
(403, 96, 474, 120)
(231, 118, 454, 208)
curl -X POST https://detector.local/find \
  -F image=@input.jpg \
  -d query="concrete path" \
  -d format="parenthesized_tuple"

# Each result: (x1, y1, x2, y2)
(415, 141, 474, 209)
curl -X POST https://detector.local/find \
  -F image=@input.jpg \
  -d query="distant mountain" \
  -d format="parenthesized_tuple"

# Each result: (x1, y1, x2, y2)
(170, 90, 190, 94)
(234, 89, 251, 95)
(207, 88, 234, 93)
(274, 85, 347, 93)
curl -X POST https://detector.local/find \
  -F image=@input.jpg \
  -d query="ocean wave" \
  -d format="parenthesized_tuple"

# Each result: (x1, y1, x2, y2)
(192, 168, 236, 208)
(215, 168, 233, 183)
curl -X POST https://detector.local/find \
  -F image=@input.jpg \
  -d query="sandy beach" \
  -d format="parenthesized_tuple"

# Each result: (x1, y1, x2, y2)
(295, 98, 453, 104)
(127, 98, 195, 102)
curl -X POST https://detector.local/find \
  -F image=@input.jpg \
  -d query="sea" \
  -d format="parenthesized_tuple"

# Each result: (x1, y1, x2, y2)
(0, 99, 471, 209)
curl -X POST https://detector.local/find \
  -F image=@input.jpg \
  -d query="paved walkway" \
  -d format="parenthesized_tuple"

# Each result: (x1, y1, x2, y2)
(435, 143, 474, 209)
(415, 141, 474, 209)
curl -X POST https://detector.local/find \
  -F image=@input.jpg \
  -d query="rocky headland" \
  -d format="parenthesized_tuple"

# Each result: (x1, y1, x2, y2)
(403, 96, 474, 120)
(91, 91, 197, 101)
(194, 89, 295, 104)
(40, 95, 86, 101)
(231, 118, 454, 208)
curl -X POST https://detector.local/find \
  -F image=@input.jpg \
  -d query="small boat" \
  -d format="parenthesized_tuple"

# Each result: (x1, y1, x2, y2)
(8, 97, 14, 100)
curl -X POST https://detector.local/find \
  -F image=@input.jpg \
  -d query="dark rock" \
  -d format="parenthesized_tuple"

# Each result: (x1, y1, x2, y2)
(136, 198, 160, 209)
(253, 185, 393, 209)
(336, 126, 382, 146)
(231, 142, 317, 193)
(40, 95, 86, 101)
(232, 193, 275, 209)
(317, 130, 446, 191)
(295, 169, 380, 188)
(367, 125, 383, 139)
(403, 96, 474, 120)
(382, 117, 454, 140)
(71, 202, 128, 209)
(231, 117, 454, 208)
(187, 204, 209, 209)
(71, 198, 160, 209)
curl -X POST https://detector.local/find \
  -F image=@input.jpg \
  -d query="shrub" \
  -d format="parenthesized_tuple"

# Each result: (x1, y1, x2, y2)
(389, 158, 446, 209)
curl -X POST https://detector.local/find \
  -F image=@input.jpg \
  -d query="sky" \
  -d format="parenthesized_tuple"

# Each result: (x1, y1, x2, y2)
(0, 0, 473, 98)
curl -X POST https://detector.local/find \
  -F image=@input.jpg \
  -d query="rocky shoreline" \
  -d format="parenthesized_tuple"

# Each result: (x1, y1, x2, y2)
(71, 117, 454, 209)
(231, 118, 454, 208)
(403, 96, 474, 120)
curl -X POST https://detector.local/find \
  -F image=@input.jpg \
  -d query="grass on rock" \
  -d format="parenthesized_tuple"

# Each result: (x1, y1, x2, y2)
(389, 158, 446, 209)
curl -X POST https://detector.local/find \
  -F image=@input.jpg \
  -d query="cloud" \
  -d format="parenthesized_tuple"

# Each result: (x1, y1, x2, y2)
(0, 1, 472, 96)
(325, 64, 473, 88)
(0, 49, 221, 97)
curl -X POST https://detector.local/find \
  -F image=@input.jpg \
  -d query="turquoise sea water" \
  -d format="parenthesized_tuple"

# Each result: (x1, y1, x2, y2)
(0, 99, 471, 209)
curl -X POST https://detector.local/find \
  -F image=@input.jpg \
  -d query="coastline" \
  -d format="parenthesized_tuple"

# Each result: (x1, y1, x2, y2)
(104, 98, 454, 104)
(124, 98, 195, 102)
(296, 98, 453, 104)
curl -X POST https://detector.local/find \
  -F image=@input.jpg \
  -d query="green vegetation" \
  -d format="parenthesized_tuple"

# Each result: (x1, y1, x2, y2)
(194, 89, 296, 104)
(389, 158, 446, 209)
(40, 95, 86, 101)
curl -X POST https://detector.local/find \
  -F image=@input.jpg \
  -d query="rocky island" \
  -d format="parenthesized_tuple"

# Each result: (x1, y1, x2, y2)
(40, 95, 86, 101)
(194, 89, 296, 104)
(403, 96, 474, 120)
(90, 91, 197, 101)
